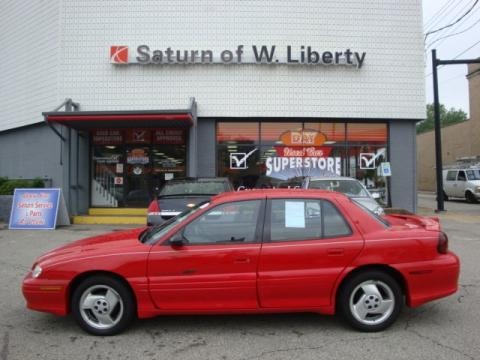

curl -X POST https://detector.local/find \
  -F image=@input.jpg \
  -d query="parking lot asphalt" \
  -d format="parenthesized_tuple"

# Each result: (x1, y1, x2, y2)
(1, 198, 479, 360)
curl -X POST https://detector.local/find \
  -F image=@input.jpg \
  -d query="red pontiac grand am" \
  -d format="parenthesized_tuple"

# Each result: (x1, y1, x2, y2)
(23, 190, 460, 336)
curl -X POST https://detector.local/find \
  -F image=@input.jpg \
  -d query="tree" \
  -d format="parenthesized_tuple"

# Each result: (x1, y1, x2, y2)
(416, 104, 468, 134)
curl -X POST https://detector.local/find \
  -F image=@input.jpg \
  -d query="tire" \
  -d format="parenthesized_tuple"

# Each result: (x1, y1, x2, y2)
(465, 191, 478, 204)
(71, 275, 136, 336)
(338, 271, 402, 332)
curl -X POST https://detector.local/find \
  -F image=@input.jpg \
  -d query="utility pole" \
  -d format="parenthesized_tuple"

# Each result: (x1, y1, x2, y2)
(430, 50, 480, 212)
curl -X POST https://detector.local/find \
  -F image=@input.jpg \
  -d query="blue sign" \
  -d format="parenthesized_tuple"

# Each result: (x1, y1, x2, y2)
(9, 189, 61, 230)
(380, 162, 392, 177)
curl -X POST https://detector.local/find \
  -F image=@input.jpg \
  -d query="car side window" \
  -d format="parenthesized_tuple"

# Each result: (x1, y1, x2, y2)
(322, 200, 352, 238)
(182, 200, 261, 244)
(270, 199, 323, 242)
(446, 171, 457, 181)
(457, 171, 466, 181)
(269, 199, 351, 242)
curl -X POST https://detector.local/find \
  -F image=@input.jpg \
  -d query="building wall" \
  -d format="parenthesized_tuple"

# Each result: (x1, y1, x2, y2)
(389, 121, 417, 212)
(0, 123, 90, 214)
(197, 119, 217, 177)
(0, 124, 64, 185)
(1, 0, 425, 132)
(417, 63, 480, 191)
(0, 0, 61, 132)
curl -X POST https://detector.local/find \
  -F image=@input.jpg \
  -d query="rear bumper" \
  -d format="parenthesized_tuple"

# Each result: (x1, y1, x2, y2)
(399, 252, 460, 307)
(22, 276, 69, 316)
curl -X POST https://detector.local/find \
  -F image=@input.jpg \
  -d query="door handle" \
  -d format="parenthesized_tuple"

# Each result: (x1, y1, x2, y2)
(234, 258, 250, 264)
(327, 249, 344, 256)
(181, 269, 197, 275)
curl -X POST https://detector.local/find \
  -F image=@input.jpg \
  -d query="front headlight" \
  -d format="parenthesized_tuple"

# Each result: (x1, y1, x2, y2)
(31, 264, 42, 278)
(475, 186, 480, 193)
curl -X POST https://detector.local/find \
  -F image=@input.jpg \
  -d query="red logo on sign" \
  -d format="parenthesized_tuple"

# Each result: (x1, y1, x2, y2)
(110, 46, 128, 64)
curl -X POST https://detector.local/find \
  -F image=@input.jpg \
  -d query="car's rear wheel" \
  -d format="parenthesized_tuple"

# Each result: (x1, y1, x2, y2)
(71, 275, 135, 336)
(466, 191, 478, 203)
(338, 271, 402, 332)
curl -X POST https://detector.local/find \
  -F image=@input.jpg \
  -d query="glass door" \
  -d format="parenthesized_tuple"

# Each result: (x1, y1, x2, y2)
(125, 146, 152, 207)
(91, 145, 124, 207)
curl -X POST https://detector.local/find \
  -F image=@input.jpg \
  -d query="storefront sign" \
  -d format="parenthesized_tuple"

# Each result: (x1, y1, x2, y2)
(274, 146, 332, 157)
(92, 155, 121, 164)
(126, 129, 151, 144)
(127, 149, 149, 164)
(111, 45, 366, 68)
(280, 130, 327, 146)
(266, 130, 341, 178)
(92, 129, 123, 145)
(154, 129, 185, 144)
(265, 157, 341, 178)
(230, 148, 258, 169)
(9, 189, 61, 229)
(360, 149, 386, 170)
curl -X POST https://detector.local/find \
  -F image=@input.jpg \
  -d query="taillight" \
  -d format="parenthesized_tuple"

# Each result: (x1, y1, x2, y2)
(437, 232, 448, 254)
(147, 200, 160, 214)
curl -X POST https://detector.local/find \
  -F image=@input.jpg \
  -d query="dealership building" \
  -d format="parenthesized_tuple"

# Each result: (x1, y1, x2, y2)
(0, 0, 424, 221)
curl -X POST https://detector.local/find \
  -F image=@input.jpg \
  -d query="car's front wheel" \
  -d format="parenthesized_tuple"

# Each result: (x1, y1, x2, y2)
(338, 271, 402, 332)
(71, 275, 136, 336)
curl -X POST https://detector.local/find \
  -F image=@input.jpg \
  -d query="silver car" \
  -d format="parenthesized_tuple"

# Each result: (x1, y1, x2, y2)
(302, 176, 384, 215)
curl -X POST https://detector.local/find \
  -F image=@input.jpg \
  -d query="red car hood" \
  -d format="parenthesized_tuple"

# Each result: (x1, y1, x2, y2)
(36, 227, 148, 266)
(384, 214, 441, 231)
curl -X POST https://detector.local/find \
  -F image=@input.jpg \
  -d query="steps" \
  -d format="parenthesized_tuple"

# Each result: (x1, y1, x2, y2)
(73, 208, 147, 225)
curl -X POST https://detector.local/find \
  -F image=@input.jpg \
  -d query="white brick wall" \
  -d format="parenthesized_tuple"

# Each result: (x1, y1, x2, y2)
(0, 0, 61, 132)
(1, 0, 425, 132)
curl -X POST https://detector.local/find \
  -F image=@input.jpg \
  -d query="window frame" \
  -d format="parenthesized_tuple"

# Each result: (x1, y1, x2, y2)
(169, 199, 266, 246)
(263, 198, 353, 243)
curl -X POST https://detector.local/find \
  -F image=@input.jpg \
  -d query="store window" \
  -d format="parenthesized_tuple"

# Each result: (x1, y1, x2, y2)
(216, 121, 388, 204)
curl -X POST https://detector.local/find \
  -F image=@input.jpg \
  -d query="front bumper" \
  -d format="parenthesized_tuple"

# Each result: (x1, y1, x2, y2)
(22, 276, 69, 316)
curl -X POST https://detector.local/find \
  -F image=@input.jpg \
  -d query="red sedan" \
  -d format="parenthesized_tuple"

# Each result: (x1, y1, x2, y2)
(23, 190, 460, 335)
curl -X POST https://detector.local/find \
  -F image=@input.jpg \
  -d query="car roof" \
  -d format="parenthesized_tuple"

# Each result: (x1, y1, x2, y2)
(165, 177, 230, 183)
(308, 176, 360, 181)
(211, 189, 348, 203)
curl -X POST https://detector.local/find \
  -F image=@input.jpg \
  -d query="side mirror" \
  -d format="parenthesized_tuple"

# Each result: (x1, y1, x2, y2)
(169, 233, 185, 247)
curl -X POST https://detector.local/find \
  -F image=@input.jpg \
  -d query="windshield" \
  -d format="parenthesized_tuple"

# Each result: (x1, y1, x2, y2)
(160, 181, 226, 196)
(466, 170, 480, 180)
(140, 202, 208, 244)
(309, 179, 370, 197)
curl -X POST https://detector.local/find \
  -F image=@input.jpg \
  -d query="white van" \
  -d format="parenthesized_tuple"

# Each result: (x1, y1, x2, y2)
(443, 168, 480, 203)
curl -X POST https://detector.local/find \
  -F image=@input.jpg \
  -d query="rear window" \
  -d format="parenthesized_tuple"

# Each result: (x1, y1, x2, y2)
(308, 179, 370, 197)
(350, 199, 391, 228)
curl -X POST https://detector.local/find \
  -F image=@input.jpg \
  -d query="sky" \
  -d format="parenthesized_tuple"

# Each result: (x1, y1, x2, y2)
(423, 0, 480, 117)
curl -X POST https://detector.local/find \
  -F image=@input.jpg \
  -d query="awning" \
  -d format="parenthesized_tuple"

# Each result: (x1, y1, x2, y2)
(43, 110, 193, 130)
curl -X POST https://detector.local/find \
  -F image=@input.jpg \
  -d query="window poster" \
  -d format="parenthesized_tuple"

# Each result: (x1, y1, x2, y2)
(285, 201, 305, 228)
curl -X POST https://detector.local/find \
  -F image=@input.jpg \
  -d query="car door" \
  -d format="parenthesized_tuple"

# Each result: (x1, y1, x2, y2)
(444, 170, 457, 197)
(455, 170, 467, 197)
(257, 197, 364, 308)
(147, 199, 265, 310)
